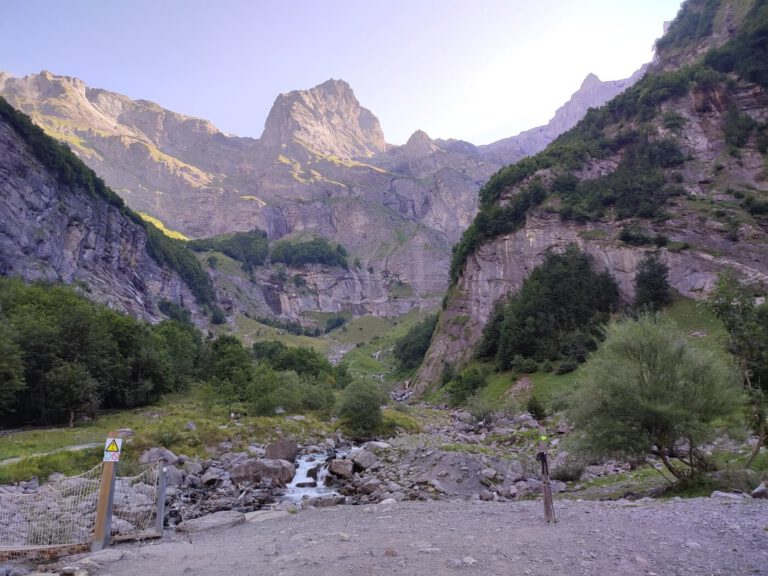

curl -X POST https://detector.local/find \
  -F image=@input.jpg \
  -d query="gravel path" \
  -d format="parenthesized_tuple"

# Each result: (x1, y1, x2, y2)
(91, 497, 768, 576)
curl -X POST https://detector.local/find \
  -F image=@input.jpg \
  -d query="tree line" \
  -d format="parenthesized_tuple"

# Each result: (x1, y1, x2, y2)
(0, 279, 365, 430)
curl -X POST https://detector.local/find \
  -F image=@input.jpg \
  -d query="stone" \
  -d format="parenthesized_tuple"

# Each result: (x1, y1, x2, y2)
(360, 478, 382, 495)
(711, 490, 748, 500)
(230, 458, 296, 488)
(176, 510, 245, 533)
(479, 490, 495, 501)
(184, 461, 204, 475)
(265, 439, 299, 462)
(750, 482, 767, 499)
(86, 548, 125, 564)
(363, 441, 391, 450)
(139, 447, 178, 466)
(352, 450, 380, 471)
(201, 467, 226, 485)
(245, 510, 290, 523)
(329, 459, 354, 479)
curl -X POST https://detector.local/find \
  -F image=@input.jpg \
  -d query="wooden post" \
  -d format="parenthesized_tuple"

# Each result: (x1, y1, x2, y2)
(155, 459, 168, 536)
(91, 430, 126, 552)
(537, 426, 556, 523)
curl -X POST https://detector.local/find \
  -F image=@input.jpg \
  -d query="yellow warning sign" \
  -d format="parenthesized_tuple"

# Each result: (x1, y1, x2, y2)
(103, 437, 123, 462)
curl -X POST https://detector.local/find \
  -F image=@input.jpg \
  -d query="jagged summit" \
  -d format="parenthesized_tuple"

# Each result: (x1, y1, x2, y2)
(403, 129, 441, 159)
(260, 78, 387, 158)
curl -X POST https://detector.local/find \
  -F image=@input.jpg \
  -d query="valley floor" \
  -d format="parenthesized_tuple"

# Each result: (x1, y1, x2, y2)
(85, 497, 766, 576)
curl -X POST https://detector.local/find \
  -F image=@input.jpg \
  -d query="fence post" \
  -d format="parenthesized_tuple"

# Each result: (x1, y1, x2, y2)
(537, 426, 556, 523)
(92, 430, 127, 552)
(155, 459, 168, 537)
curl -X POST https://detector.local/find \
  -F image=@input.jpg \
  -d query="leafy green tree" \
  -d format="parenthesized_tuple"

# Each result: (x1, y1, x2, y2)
(706, 271, 768, 466)
(393, 315, 438, 372)
(208, 335, 253, 403)
(339, 380, 384, 440)
(45, 362, 100, 427)
(634, 252, 671, 311)
(567, 314, 740, 481)
(0, 321, 25, 415)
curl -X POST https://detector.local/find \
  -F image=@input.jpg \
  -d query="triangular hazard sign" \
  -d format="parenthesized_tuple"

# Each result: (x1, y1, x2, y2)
(105, 439, 120, 452)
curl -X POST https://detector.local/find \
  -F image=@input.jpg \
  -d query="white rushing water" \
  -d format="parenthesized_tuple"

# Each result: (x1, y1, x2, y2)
(282, 452, 339, 502)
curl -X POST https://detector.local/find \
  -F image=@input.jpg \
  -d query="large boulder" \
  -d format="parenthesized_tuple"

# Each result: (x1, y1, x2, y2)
(329, 459, 354, 479)
(351, 450, 379, 471)
(139, 447, 178, 465)
(265, 439, 299, 462)
(230, 458, 296, 487)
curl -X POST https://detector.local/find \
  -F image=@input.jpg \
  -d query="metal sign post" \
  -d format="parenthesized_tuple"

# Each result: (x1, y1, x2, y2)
(537, 426, 556, 523)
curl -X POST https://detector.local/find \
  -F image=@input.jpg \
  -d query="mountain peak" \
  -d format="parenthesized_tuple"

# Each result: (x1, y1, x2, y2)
(261, 79, 387, 158)
(403, 129, 441, 158)
(580, 73, 602, 89)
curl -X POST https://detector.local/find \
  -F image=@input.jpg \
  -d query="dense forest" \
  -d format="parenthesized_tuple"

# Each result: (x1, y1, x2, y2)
(0, 279, 357, 427)
(0, 279, 202, 425)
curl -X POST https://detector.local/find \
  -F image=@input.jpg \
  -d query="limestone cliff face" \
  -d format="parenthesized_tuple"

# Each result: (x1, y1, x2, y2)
(0, 116, 203, 324)
(261, 79, 387, 158)
(415, 211, 768, 392)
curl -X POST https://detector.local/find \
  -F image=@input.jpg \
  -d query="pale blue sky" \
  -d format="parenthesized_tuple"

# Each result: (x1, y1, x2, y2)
(1, 1, 682, 144)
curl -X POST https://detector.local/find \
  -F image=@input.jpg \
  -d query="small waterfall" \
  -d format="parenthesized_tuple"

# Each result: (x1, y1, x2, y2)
(283, 452, 339, 502)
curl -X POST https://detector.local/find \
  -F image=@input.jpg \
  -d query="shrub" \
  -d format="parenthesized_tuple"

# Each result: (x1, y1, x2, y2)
(556, 358, 578, 375)
(518, 357, 539, 374)
(567, 314, 741, 481)
(339, 380, 384, 440)
(550, 457, 587, 482)
(526, 396, 546, 421)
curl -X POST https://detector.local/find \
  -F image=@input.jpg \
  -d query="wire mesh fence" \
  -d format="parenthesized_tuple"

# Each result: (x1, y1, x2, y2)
(0, 459, 164, 561)
(112, 461, 162, 540)
(0, 464, 102, 561)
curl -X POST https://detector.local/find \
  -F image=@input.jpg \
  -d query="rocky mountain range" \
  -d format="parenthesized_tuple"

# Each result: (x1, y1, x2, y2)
(0, 68, 644, 321)
(415, 0, 768, 391)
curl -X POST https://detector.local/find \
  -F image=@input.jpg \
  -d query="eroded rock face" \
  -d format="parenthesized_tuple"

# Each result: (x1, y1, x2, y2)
(0, 118, 204, 324)
(415, 210, 768, 391)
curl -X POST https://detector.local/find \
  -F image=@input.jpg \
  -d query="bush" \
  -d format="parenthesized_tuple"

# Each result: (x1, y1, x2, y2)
(526, 396, 546, 421)
(518, 357, 539, 374)
(446, 367, 487, 405)
(567, 314, 741, 481)
(550, 457, 587, 482)
(339, 381, 384, 440)
(556, 358, 578, 375)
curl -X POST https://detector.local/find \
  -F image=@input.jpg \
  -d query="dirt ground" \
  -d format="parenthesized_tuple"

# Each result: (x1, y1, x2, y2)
(88, 497, 768, 576)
